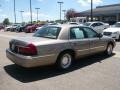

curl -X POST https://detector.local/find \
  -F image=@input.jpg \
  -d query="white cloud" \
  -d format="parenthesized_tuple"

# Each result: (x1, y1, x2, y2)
(0, 14, 7, 18)
(22, 12, 51, 21)
(23, 12, 49, 17)
(77, 0, 103, 6)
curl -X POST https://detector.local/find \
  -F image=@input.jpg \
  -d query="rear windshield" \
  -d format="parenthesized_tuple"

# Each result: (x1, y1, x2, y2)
(33, 26, 61, 39)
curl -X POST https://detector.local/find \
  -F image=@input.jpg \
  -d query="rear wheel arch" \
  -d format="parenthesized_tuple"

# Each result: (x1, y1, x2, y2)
(56, 49, 76, 70)
(57, 49, 76, 61)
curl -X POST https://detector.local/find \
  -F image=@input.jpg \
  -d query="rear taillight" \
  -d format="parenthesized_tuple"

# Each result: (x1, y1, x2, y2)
(18, 44, 37, 56)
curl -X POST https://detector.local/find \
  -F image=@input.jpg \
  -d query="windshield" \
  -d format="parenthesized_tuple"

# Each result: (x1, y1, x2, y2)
(83, 22, 91, 26)
(33, 26, 61, 39)
(113, 23, 120, 27)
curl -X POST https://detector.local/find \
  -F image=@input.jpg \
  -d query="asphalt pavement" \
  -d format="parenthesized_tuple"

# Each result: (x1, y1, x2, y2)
(0, 30, 120, 90)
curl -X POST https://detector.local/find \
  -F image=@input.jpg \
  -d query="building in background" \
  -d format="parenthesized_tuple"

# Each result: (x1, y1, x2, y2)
(74, 3, 120, 25)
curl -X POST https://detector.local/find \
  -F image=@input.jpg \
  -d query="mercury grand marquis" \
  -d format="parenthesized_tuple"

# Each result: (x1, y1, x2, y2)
(6, 25, 116, 70)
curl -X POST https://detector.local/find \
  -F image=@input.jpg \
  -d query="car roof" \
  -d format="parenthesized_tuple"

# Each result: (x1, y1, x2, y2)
(47, 24, 83, 28)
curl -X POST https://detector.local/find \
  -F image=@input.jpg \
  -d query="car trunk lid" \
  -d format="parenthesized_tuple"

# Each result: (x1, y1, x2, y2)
(9, 36, 56, 55)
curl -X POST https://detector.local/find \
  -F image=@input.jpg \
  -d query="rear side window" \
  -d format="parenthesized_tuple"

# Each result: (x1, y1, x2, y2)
(70, 27, 85, 39)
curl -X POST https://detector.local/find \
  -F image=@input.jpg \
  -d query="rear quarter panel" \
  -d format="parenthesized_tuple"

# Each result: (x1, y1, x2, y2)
(35, 40, 73, 62)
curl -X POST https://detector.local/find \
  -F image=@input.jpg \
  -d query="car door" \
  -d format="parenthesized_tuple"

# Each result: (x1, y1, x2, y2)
(83, 27, 106, 54)
(69, 27, 90, 58)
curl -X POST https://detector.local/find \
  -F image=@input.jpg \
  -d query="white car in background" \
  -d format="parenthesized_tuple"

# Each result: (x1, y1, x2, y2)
(4, 25, 12, 31)
(103, 22, 120, 40)
(67, 22, 79, 25)
(83, 22, 109, 33)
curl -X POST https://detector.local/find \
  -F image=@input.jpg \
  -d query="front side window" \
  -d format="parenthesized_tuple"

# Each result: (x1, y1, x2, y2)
(83, 27, 98, 38)
(70, 27, 85, 39)
(33, 26, 61, 39)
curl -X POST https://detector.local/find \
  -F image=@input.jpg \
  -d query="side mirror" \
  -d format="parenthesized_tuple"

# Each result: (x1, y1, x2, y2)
(98, 33, 103, 38)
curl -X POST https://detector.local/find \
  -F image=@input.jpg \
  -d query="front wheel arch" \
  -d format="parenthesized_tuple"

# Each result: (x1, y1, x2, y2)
(105, 42, 114, 56)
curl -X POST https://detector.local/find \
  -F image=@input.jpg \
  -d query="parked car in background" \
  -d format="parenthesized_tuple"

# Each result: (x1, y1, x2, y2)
(0, 25, 4, 30)
(68, 22, 79, 25)
(25, 24, 44, 33)
(36, 23, 58, 31)
(6, 25, 115, 70)
(4, 25, 13, 31)
(17, 24, 33, 32)
(10, 24, 21, 32)
(103, 22, 120, 40)
(83, 22, 109, 33)
(16, 24, 24, 32)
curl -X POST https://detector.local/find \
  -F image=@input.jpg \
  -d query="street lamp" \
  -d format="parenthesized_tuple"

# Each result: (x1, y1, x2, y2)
(20, 11, 24, 23)
(91, 0, 93, 22)
(14, 0, 16, 23)
(62, 10, 66, 20)
(35, 8, 40, 23)
(57, 1, 64, 22)
(30, 0, 32, 24)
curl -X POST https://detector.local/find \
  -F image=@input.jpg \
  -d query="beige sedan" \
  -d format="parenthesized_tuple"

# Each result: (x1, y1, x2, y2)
(6, 25, 116, 70)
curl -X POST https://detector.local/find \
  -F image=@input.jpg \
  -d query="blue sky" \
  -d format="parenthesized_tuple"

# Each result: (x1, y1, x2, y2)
(0, 0, 120, 23)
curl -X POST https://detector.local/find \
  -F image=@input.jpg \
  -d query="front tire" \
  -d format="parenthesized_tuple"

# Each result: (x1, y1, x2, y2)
(118, 35, 120, 41)
(56, 52, 73, 70)
(105, 44, 113, 56)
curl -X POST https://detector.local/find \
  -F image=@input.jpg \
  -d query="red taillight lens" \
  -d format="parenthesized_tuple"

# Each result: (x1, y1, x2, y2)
(18, 44, 37, 55)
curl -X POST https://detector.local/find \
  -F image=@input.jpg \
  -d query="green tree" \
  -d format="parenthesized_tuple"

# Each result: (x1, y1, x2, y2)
(3, 18, 10, 26)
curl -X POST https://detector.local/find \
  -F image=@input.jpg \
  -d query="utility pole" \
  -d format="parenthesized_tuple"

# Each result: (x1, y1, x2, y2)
(57, 1, 64, 22)
(91, 0, 93, 22)
(20, 11, 24, 23)
(62, 10, 66, 20)
(35, 8, 40, 23)
(14, 0, 16, 23)
(30, 0, 32, 24)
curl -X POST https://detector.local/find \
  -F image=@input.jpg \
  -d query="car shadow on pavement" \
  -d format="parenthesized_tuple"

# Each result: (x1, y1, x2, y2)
(4, 53, 115, 83)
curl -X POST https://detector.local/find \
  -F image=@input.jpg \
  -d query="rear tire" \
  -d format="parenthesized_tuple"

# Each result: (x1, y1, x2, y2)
(56, 52, 73, 70)
(105, 44, 113, 56)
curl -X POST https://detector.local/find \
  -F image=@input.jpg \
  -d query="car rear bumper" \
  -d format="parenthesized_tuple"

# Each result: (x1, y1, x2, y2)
(6, 49, 56, 68)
